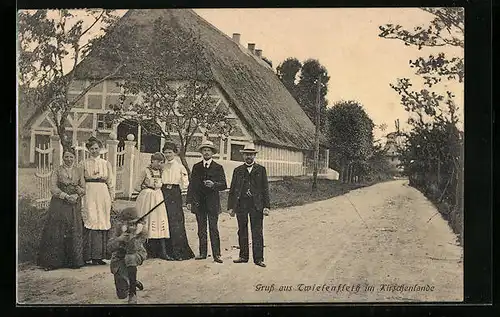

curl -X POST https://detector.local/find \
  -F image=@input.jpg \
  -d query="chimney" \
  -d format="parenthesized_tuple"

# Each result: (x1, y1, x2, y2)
(247, 43, 255, 54)
(255, 49, 262, 58)
(232, 33, 240, 44)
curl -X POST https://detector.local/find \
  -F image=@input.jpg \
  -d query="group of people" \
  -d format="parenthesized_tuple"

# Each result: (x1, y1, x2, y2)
(36, 136, 271, 304)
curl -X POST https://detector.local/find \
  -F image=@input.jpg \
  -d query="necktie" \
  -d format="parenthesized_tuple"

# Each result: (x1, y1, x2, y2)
(205, 163, 209, 169)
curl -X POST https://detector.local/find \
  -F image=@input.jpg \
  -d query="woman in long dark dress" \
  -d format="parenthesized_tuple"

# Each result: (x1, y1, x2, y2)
(37, 148, 85, 270)
(161, 142, 194, 261)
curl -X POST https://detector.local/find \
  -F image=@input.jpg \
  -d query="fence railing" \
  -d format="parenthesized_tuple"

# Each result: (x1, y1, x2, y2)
(304, 157, 328, 175)
(34, 143, 53, 209)
(33, 136, 117, 208)
(31, 135, 330, 206)
(115, 145, 126, 195)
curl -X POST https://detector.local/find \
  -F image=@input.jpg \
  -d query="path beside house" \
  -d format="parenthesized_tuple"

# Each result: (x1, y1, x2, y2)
(17, 180, 463, 304)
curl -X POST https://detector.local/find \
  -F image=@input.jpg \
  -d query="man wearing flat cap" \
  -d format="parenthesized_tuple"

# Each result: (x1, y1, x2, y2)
(186, 140, 227, 263)
(227, 143, 270, 267)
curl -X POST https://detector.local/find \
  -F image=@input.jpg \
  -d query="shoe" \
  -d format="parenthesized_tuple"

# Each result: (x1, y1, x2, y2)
(233, 258, 248, 263)
(213, 257, 223, 263)
(195, 255, 207, 260)
(136, 280, 144, 291)
(128, 294, 137, 304)
(255, 261, 266, 267)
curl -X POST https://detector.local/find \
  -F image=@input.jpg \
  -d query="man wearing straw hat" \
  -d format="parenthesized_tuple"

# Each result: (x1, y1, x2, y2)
(186, 140, 227, 263)
(227, 143, 270, 267)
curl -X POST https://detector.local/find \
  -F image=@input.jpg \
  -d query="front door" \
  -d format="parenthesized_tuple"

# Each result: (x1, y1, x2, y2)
(117, 119, 139, 148)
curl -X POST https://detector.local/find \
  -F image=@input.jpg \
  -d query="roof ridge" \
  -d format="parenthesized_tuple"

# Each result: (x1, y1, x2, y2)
(57, 9, 326, 150)
(185, 10, 273, 71)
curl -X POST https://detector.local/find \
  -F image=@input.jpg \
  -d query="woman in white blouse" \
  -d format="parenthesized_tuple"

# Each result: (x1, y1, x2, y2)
(161, 141, 195, 261)
(134, 152, 171, 260)
(81, 136, 114, 265)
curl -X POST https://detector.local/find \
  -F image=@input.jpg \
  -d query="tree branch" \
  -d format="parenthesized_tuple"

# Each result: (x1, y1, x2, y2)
(80, 10, 105, 39)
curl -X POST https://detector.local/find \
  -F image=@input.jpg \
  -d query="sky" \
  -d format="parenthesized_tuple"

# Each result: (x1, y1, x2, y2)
(193, 8, 464, 140)
(28, 8, 464, 140)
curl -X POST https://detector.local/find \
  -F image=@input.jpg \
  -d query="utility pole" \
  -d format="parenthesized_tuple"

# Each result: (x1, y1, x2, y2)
(312, 74, 321, 192)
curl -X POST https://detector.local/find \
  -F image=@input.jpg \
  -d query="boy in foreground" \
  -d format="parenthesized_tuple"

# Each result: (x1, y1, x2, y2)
(108, 207, 147, 304)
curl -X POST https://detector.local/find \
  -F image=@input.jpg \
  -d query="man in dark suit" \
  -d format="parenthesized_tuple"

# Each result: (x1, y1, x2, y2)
(186, 140, 227, 263)
(227, 143, 270, 267)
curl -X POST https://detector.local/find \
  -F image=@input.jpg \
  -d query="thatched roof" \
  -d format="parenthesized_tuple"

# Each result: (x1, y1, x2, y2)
(73, 9, 328, 151)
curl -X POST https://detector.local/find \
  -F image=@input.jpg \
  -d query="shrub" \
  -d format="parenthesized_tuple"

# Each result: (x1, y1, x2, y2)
(18, 196, 48, 263)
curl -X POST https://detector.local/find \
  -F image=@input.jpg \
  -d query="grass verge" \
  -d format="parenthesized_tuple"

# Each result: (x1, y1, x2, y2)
(18, 177, 375, 264)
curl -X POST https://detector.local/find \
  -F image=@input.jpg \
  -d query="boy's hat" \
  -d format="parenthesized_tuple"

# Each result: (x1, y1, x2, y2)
(119, 207, 139, 221)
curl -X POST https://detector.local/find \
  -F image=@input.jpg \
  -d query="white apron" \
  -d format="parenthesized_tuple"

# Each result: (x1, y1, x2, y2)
(135, 167, 169, 239)
(83, 182, 112, 230)
(82, 157, 113, 230)
(136, 188, 169, 239)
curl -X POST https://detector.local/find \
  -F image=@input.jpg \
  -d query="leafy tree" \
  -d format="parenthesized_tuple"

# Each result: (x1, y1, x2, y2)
(295, 59, 330, 130)
(18, 9, 124, 149)
(357, 143, 395, 183)
(277, 58, 330, 130)
(379, 7, 463, 126)
(107, 17, 232, 175)
(326, 100, 375, 182)
(276, 57, 302, 101)
(379, 8, 464, 240)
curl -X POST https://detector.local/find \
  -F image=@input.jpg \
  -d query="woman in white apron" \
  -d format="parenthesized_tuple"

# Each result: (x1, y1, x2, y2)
(134, 152, 171, 260)
(82, 136, 114, 265)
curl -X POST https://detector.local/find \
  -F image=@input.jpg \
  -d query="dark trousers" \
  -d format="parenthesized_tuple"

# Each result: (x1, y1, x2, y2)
(236, 197, 264, 263)
(195, 208, 221, 257)
(114, 266, 137, 299)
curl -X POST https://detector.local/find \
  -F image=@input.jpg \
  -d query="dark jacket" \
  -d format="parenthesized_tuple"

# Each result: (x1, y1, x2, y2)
(227, 163, 270, 213)
(107, 218, 148, 272)
(186, 160, 227, 215)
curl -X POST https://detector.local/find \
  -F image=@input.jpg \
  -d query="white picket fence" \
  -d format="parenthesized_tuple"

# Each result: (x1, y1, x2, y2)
(33, 140, 123, 208)
(115, 145, 126, 195)
(34, 143, 54, 209)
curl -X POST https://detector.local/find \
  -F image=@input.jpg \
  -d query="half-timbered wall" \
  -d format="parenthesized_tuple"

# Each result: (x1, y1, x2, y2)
(28, 79, 137, 163)
(27, 80, 327, 179)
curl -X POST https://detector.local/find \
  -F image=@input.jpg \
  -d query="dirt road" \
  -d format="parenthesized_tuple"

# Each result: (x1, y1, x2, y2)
(17, 180, 463, 304)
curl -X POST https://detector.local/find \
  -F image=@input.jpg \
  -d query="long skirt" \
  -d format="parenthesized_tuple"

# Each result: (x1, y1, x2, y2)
(161, 185, 194, 261)
(37, 196, 84, 269)
(136, 188, 170, 259)
(83, 228, 110, 261)
(82, 182, 111, 261)
(136, 188, 169, 239)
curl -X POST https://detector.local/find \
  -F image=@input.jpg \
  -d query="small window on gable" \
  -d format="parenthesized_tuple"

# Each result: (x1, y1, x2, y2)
(97, 114, 113, 130)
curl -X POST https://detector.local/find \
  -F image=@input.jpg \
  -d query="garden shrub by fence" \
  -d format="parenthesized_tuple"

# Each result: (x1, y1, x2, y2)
(18, 197, 48, 263)
(407, 149, 464, 246)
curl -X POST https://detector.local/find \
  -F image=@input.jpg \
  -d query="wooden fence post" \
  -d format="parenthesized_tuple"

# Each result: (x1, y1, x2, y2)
(106, 136, 119, 181)
(50, 134, 61, 167)
(123, 135, 137, 199)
